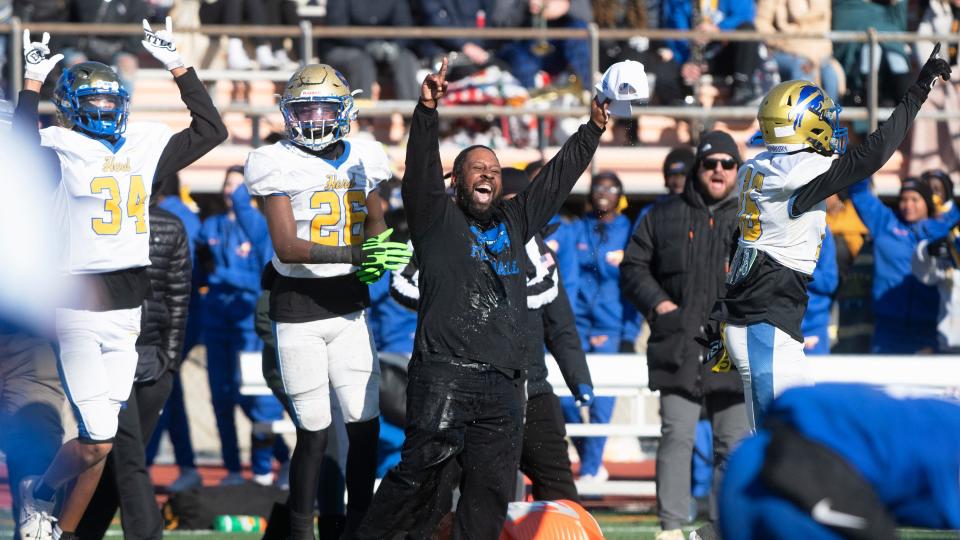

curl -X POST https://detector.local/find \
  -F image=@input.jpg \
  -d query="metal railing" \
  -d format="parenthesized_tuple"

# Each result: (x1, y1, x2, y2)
(6, 20, 959, 134)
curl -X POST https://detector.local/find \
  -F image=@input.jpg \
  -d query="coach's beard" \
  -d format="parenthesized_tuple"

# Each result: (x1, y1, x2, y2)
(456, 184, 498, 222)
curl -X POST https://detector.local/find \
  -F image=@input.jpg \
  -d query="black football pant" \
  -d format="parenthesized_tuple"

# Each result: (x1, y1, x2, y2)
(355, 357, 525, 540)
(521, 392, 578, 501)
(77, 370, 174, 540)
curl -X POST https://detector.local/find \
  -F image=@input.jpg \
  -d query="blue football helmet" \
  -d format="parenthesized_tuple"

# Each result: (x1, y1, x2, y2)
(54, 62, 130, 139)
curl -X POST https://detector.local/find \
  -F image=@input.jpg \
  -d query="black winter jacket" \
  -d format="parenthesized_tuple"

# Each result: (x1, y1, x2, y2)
(135, 206, 192, 383)
(620, 176, 743, 397)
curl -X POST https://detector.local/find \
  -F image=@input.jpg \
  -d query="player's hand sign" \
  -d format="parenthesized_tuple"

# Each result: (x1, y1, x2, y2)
(142, 17, 184, 71)
(23, 30, 63, 83)
(918, 42, 952, 90)
(420, 57, 449, 109)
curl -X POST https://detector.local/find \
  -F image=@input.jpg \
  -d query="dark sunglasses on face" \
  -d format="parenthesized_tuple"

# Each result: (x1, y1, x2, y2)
(702, 158, 737, 171)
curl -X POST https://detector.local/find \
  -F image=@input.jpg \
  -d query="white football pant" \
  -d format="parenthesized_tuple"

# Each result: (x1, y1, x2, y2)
(723, 322, 811, 430)
(273, 310, 380, 432)
(55, 306, 141, 442)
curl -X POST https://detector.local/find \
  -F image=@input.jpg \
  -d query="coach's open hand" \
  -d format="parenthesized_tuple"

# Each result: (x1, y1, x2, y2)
(591, 96, 610, 130)
(420, 56, 449, 109)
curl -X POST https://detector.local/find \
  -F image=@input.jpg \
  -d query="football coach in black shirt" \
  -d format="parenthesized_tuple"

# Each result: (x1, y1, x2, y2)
(356, 58, 609, 539)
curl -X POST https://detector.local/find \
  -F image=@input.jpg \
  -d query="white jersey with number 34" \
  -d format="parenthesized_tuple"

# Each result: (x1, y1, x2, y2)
(42, 123, 173, 274)
(244, 139, 391, 278)
(736, 150, 834, 275)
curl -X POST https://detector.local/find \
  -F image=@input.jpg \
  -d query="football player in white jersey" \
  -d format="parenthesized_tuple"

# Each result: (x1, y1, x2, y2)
(711, 45, 953, 430)
(13, 20, 227, 540)
(244, 64, 410, 539)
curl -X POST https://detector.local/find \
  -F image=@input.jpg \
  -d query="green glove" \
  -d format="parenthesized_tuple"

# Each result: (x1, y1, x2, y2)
(356, 228, 412, 284)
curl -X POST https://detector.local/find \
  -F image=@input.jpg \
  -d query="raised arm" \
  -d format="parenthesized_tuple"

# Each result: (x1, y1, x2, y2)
(144, 18, 229, 182)
(792, 46, 952, 215)
(509, 97, 608, 241)
(402, 58, 450, 237)
(16, 30, 63, 183)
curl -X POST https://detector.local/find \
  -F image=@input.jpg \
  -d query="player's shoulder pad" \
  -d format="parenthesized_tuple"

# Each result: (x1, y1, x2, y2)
(347, 138, 393, 181)
(39, 125, 74, 147)
(125, 121, 175, 145)
(244, 142, 287, 196)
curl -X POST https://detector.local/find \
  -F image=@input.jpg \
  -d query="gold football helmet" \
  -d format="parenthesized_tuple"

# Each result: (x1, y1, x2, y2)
(279, 64, 359, 150)
(756, 80, 846, 155)
(54, 61, 129, 138)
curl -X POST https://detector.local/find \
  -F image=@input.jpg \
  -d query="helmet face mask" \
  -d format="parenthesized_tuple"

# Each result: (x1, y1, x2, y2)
(54, 62, 129, 139)
(758, 80, 847, 156)
(280, 64, 357, 151)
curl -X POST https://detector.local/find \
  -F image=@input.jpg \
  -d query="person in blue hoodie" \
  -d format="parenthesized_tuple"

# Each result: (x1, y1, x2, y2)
(720, 384, 960, 539)
(800, 227, 839, 355)
(146, 173, 202, 491)
(198, 166, 289, 486)
(849, 177, 960, 353)
(560, 171, 640, 482)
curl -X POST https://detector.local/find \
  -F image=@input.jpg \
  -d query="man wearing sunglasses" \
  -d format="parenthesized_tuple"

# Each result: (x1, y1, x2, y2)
(621, 131, 749, 540)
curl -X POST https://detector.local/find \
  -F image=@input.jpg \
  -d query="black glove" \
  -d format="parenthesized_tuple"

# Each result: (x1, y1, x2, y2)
(917, 42, 952, 90)
(928, 238, 952, 259)
(619, 340, 636, 353)
(695, 322, 731, 372)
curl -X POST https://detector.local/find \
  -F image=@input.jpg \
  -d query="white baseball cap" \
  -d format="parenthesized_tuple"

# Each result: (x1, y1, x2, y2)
(594, 60, 650, 119)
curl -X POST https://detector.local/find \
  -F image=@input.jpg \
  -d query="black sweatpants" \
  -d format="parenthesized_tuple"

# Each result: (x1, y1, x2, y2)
(77, 371, 175, 540)
(356, 358, 525, 540)
(521, 392, 578, 501)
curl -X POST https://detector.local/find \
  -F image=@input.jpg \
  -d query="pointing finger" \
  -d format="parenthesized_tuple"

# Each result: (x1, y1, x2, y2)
(41, 32, 50, 46)
(438, 56, 448, 83)
(165, 16, 173, 35)
(143, 19, 152, 33)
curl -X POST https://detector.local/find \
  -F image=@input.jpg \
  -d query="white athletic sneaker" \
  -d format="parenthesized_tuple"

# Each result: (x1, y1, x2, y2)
(273, 49, 299, 71)
(276, 460, 291, 490)
(19, 477, 56, 540)
(654, 529, 685, 540)
(255, 44, 277, 69)
(578, 465, 610, 483)
(168, 467, 202, 492)
(219, 471, 247, 486)
(227, 38, 253, 70)
(253, 471, 274, 486)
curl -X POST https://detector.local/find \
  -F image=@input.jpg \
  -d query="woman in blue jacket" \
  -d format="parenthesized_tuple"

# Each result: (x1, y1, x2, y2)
(560, 172, 640, 482)
(200, 167, 288, 485)
(849, 178, 960, 353)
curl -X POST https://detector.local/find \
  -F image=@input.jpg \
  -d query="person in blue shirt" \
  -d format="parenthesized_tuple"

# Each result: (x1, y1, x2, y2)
(146, 173, 202, 491)
(560, 171, 640, 482)
(661, 0, 761, 104)
(849, 177, 960, 353)
(198, 166, 289, 486)
(720, 383, 960, 539)
(800, 227, 839, 355)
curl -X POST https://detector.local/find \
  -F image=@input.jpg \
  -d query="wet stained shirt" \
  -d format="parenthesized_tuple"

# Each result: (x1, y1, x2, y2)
(402, 102, 601, 369)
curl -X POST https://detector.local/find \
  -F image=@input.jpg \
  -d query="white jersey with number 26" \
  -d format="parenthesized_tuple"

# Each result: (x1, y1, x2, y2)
(735, 150, 835, 275)
(42, 123, 174, 274)
(244, 139, 391, 279)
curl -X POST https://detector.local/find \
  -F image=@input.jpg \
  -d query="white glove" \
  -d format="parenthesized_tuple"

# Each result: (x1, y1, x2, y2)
(23, 30, 64, 83)
(142, 17, 184, 71)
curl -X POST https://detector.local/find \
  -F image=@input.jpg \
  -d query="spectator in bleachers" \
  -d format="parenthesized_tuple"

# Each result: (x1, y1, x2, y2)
(63, 0, 147, 94)
(559, 171, 640, 483)
(198, 166, 290, 486)
(661, 0, 762, 105)
(146, 175, 202, 492)
(417, 0, 497, 75)
(322, 0, 421, 100)
(637, 146, 695, 224)
(848, 177, 960, 353)
(800, 226, 839, 355)
(909, 0, 960, 180)
(754, 0, 842, 102)
(832, 0, 910, 108)
(262, 0, 301, 70)
(924, 169, 956, 216)
(493, 0, 593, 88)
(593, 0, 686, 105)
(200, 0, 279, 70)
(620, 131, 749, 540)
